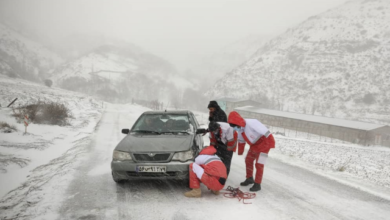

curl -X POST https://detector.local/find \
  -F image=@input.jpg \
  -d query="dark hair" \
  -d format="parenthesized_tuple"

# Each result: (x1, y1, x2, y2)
(229, 123, 239, 128)
(208, 121, 220, 132)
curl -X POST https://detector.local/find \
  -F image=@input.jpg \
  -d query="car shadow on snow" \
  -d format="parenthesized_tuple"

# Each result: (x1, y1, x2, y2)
(114, 179, 191, 218)
(115, 179, 190, 202)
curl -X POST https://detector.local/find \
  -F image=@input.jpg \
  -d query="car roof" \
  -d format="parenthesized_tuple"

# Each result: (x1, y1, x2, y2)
(142, 110, 192, 115)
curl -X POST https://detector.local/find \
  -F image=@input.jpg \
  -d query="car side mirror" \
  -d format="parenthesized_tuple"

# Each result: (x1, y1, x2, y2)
(122, 129, 130, 134)
(196, 128, 206, 134)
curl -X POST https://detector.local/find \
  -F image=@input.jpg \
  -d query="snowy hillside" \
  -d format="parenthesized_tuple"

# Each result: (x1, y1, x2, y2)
(51, 43, 194, 103)
(207, 0, 390, 123)
(0, 23, 64, 81)
(189, 34, 270, 87)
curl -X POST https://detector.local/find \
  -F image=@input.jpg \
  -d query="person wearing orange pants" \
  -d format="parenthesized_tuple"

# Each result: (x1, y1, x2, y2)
(228, 111, 275, 192)
(184, 146, 227, 198)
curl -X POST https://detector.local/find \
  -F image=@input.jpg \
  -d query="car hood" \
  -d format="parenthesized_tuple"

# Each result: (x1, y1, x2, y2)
(115, 134, 194, 152)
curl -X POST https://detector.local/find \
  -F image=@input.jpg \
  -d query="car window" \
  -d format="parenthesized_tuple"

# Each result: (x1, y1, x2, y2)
(132, 114, 193, 133)
(132, 115, 164, 132)
(189, 113, 200, 128)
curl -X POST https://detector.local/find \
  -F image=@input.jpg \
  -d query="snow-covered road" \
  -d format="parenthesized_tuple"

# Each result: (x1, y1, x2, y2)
(58, 104, 390, 220)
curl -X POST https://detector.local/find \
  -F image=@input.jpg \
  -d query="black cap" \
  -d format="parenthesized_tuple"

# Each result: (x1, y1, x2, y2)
(207, 101, 219, 108)
(208, 121, 220, 132)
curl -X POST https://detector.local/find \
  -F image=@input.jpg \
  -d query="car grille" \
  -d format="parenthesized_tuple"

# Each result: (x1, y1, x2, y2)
(133, 153, 171, 162)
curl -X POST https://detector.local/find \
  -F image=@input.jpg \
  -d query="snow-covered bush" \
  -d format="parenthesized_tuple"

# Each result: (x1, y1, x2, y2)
(0, 121, 17, 133)
(12, 102, 71, 126)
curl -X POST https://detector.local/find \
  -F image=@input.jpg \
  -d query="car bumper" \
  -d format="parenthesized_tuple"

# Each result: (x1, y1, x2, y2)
(111, 160, 192, 180)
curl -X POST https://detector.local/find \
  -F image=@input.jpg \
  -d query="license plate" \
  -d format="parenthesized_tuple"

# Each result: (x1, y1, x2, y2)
(137, 166, 166, 173)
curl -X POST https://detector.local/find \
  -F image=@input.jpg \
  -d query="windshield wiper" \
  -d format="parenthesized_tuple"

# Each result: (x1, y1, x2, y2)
(132, 130, 161, 135)
(159, 131, 175, 134)
(172, 131, 191, 135)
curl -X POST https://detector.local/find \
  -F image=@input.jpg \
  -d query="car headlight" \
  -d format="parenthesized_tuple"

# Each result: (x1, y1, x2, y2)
(113, 150, 133, 161)
(172, 150, 194, 162)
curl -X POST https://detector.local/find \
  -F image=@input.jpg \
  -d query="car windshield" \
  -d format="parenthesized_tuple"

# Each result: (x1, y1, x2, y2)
(131, 114, 194, 134)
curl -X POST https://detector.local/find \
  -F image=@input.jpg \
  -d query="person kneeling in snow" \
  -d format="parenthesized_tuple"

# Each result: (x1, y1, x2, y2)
(184, 146, 227, 198)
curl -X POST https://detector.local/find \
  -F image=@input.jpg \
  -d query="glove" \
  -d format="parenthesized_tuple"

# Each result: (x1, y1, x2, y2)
(237, 143, 245, 155)
(196, 128, 208, 135)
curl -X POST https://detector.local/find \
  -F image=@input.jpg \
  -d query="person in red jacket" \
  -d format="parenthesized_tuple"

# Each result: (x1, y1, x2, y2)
(228, 111, 275, 192)
(184, 146, 227, 198)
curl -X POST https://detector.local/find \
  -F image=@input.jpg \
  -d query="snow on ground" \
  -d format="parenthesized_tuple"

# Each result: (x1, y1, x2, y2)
(1, 76, 390, 219)
(274, 135, 390, 186)
(0, 76, 103, 218)
(271, 135, 390, 200)
(55, 105, 390, 220)
(268, 125, 390, 186)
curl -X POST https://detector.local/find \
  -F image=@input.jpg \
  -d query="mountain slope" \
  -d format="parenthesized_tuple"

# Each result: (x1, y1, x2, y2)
(207, 0, 390, 122)
(0, 23, 63, 81)
(50, 43, 191, 103)
(189, 34, 270, 87)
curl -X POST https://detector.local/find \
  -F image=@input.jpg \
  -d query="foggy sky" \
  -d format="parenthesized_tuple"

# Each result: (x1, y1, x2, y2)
(0, 0, 346, 70)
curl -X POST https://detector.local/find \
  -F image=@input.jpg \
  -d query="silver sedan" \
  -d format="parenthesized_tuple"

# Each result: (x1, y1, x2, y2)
(111, 110, 204, 183)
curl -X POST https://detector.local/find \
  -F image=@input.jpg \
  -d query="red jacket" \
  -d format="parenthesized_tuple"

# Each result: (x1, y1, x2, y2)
(198, 146, 227, 179)
(228, 111, 275, 153)
(209, 122, 238, 151)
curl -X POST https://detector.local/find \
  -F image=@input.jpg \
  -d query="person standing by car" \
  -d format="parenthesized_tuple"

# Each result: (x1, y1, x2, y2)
(208, 121, 237, 176)
(184, 146, 227, 198)
(207, 101, 227, 123)
(201, 101, 228, 136)
(227, 111, 275, 192)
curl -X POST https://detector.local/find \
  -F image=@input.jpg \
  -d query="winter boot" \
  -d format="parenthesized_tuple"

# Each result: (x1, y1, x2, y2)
(211, 190, 220, 195)
(250, 183, 261, 192)
(184, 188, 201, 198)
(240, 177, 254, 186)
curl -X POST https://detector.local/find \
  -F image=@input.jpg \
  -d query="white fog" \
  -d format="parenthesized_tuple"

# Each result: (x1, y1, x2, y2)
(1, 0, 390, 219)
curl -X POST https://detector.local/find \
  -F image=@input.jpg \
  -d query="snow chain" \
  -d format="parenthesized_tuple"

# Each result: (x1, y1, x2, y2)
(222, 186, 256, 204)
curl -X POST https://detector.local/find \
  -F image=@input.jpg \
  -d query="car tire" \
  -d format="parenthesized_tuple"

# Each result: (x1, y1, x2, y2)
(112, 172, 126, 184)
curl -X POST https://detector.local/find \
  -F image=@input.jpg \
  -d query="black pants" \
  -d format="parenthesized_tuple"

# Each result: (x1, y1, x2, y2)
(216, 147, 233, 176)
